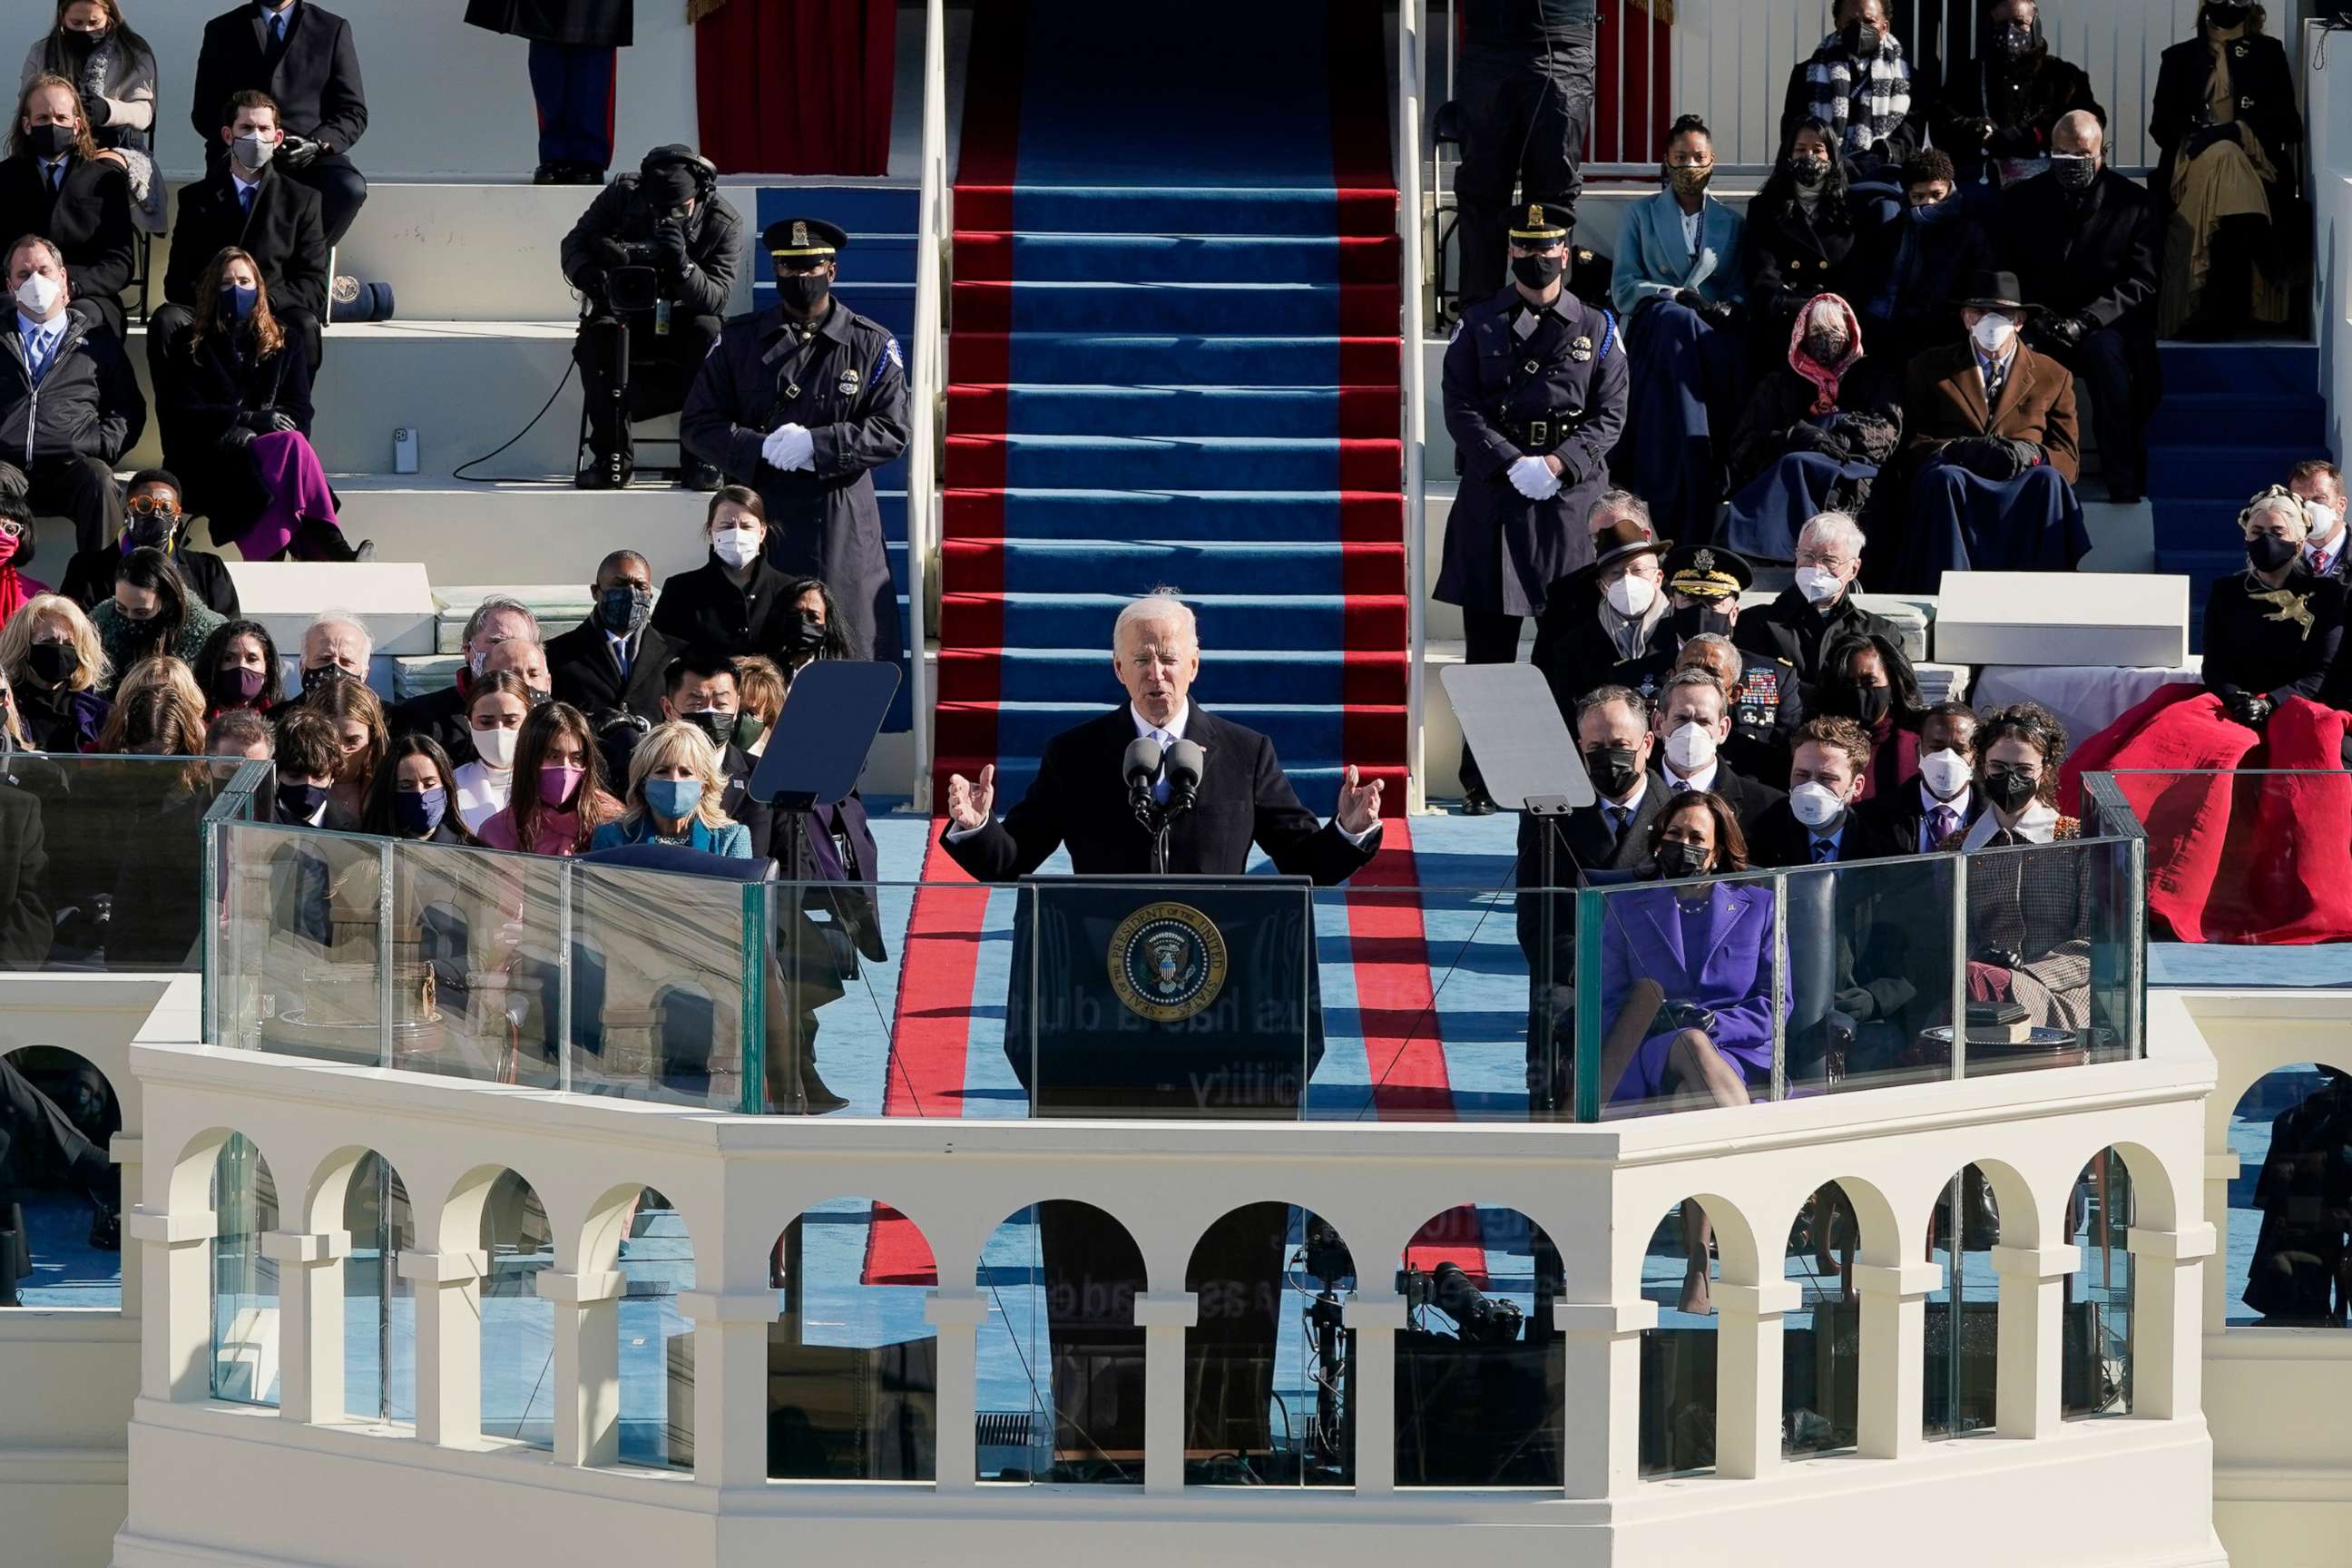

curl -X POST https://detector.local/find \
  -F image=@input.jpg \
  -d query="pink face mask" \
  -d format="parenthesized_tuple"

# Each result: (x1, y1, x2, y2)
(536, 762, 584, 807)
(0, 534, 17, 565)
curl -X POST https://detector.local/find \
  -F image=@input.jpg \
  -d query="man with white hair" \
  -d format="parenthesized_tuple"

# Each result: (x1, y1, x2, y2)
(268, 611, 374, 717)
(942, 591, 1384, 881)
(1734, 510, 1896, 704)
(389, 595, 542, 759)
(2003, 108, 2162, 503)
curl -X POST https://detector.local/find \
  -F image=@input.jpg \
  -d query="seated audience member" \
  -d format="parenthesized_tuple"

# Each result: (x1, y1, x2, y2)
(2288, 458, 2348, 580)
(275, 609, 370, 714)
(474, 700, 622, 856)
(90, 545, 225, 686)
(659, 642, 773, 861)
(1816, 631, 1926, 801)
(1667, 628, 1803, 789)
(1863, 700, 1983, 854)
(1749, 714, 1897, 867)
(451, 671, 531, 837)
(1531, 497, 1671, 714)
(1944, 701, 2091, 1028)
(156, 91, 327, 376)
(2004, 111, 2163, 503)
(0, 234, 142, 552)
(107, 647, 201, 711)
(270, 708, 355, 828)
(1734, 511, 1896, 701)
(156, 246, 356, 562)
(1650, 665, 1786, 836)
(190, 1, 368, 246)
(91, 655, 201, 754)
(192, 615, 279, 719)
(1928, 0, 2102, 201)
(1610, 113, 1748, 543)
(1860, 150, 1992, 368)
(387, 595, 537, 756)
(2151, 2, 2301, 338)
(2206, 486, 2346, 726)
(589, 720, 751, 857)
(731, 653, 785, 755)
(562, 144, 742, 490)
(778, 573, 858, 667)
(58, 470, 239, 617)
(1893, 270, 2085, 590)
(359, 733, 470, 845)
(19, 1, 166, 232)
(548, 549, 677, 740)
(480, 635, 550, 703)
(650, 486, 801, 664)
(204, 702, 273, 760)
(1745, 119, 1871, 354)
(0, 592, 105, 748)
(302, 671, 383, 823)
(0, 75, 131, 334)
(1779, 0, 1922, 209)
(0, 496, 46, 622)
(1723, 293, 1902, 563)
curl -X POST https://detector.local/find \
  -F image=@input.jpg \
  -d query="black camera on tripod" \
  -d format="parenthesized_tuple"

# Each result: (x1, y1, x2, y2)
(600, 260, 662, 315)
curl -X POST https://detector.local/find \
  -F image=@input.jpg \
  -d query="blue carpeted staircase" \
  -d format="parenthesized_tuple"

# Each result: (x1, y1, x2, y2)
(2147, 340, 2328, 654)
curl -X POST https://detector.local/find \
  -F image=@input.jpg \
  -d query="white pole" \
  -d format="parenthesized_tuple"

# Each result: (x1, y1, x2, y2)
(905, 0, 948, 812)
(1402, 0, 1431, 814)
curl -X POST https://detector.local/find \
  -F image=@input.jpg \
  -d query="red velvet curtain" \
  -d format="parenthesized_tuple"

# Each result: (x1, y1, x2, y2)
(695, 0, 897, 176)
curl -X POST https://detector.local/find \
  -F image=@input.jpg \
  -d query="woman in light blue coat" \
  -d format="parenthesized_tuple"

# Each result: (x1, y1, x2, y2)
(1611, 113, 1749, 547)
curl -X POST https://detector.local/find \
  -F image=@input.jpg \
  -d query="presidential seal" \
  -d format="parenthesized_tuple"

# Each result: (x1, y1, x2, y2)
(1107, 902, 1230, 1024)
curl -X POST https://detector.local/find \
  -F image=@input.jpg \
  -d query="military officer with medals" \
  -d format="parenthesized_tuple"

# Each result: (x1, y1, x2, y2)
(1437, 201, 1630, 814)
(1622, 543, 1804, 787)
(682, 217, 909, 671)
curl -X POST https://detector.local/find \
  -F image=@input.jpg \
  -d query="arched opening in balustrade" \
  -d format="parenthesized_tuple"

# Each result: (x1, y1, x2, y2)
(1781, 1180, 1873, 1459)
(769, 1195, 938, 1481)
(2063, 1146, 2139, 1421)
(585, 1183, 696, 1469)
(478, 1168, 555, 1449)
(1183, 1202, 1355, 1488)
(1637, 1192, 1751, 1478)
(210, 1132, 279, 1406)
(0, 1045, 122, 1309)
(319, 1150, 415, 1424)
(1923, 1161, 2020, 1440)
(2225, 1063, 2352, 1328)
(1394, 1203, 1563, 1488)
(975, 1200, 1144, 1485)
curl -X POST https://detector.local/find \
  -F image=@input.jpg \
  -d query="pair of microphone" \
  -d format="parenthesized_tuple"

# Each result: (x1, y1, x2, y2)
(1123, 734, 1205, 817)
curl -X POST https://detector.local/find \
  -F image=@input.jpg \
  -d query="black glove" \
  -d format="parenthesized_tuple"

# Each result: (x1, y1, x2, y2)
(647, 221, 691, 278)
(240, 410, 276, 436)
(268, 410, 300, 434)
(83, 93, 110, 129)
(1701, 299, 1740, 329)
(1942, 436, 2024, 481)
(1659, 1001, 1720, 1036)
(2187, 122, 2242, 160)
(220, 424, 258, 451)
(278, 133, 321, 170)
(1672, 288, 1706, 313)
(2039, 314, 2089, 350)
(1953, 116, 1994, 146)
(588, 236, 632, 271)
(2223, 690, 2275, 729)
(1782, 423, 1839, 455)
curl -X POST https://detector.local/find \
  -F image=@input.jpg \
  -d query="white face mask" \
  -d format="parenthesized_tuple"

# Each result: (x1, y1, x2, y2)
(1604, 573, 1657, 618)
(470, 725, 519, 770)
(1790, 779, 1847, 828)
(1663, 719, 1717, 773)
(1919, 748, 1972, 799)
(711, 525, 760, 569)
(14, 271, 61, 318)
(2303, 497, 2341, 544)
(1794, 564, 1844, 605)
(1970, 311, 2014, 357)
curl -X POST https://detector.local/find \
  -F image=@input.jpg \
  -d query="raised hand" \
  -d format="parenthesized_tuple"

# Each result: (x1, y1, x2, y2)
(946, 763, 995, 831)
(1336, 764, 1385, 837)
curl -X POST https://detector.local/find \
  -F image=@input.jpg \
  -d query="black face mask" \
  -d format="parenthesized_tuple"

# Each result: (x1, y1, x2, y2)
(2051, 155, 2098, 192)
(778, 272, 831, 314)
(1584, 744, 1642, 800)
(1842, 682, 1894, 726)
(1669, 603, 1733, 644)
(1803, 331, 1849, 365)
(682, 708, 735, 750)
(596, 584, 653, 637)
(1839, 20, 1869, 54)
(27, 641, 77, 686)
(2204, 3, 2251, 30)
(1789, 159, 1829, 189)
(1995, 23, 2036, 58)
(2249, 532, 2299, 572)
(301, 662, 353, 696)
(1982, 768, 2039, 814)
(783, 611, 828, 655)
(274, 779, 328, 821)
(1657, 840, 1712, 879)
(26, 122, 74, 160)
(1511, 251, 1567, 291)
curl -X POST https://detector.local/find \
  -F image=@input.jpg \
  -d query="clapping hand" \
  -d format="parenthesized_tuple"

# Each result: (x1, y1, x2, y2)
(946, 764, 996, 831)
(1336, 764, 1385, 837)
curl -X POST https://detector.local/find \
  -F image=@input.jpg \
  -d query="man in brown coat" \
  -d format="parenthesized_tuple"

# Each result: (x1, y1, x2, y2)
(1891, 269, 2088, 591)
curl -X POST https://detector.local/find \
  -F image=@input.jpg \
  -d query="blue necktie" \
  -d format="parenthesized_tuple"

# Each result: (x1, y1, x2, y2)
(272, 10, 288, 44)
(1605, 805, 1629, 842)
(26, 328, 54, 382)
(1149, 730, 1173, 804)
(1812, 838, 1837, 865)
(240, 183, 255, 216)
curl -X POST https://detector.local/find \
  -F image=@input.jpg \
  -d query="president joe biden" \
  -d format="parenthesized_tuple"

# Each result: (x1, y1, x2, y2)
(941, 591, 1386, 879)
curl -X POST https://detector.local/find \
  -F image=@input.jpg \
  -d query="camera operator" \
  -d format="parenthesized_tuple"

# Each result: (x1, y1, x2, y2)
(561, 143, 740, 491)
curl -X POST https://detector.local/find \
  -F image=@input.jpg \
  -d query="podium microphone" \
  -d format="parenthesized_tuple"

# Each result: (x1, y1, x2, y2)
(1164, 739, 1205, 815)
(1123, 736, 1165, 821)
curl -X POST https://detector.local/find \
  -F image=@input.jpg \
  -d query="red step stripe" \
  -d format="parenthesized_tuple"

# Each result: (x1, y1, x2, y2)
(1345, 814, 1459, 1125)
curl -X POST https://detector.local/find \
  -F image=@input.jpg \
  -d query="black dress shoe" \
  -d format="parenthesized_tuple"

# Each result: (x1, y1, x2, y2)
(533, 162, 564, 186)
(679, 459, 722, 493)
(88, 1208, 120, 1252)
(1461, 786, 1497, 816)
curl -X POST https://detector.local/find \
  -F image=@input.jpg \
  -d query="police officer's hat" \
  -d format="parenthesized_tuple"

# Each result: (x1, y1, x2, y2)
(1508, 202, 1572, 244)
(765, 218, 848, 264)
(1662, 544, 1754, 602)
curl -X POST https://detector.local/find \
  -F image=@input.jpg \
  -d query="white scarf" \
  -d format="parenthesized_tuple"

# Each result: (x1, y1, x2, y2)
(1962, 798, 2058, 850)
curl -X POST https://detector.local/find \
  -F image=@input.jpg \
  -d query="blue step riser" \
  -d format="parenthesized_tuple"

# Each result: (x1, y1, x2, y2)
(983, 336, 1384, 385)
(976, 387, 1348, 438)
(990, 542, 1373, 595)
(994, 440, 1383, 490)
(959, 490, 1377, 541)
(995, 188, 1366, 238)
(998, 286, 1352, 335)
(2154, 343, 2318, 392)
(978, 234, 1367, 284)
(2147, 446, 2316, 498)
(971, 597, 1377, 651)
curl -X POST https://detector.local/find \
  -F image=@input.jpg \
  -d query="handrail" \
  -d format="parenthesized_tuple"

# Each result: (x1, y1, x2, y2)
(905, 0, 950, 811)
(1401, 0, 1431, 814)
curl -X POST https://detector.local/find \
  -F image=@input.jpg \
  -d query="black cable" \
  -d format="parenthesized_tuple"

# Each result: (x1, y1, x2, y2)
(452, 355, 578, 485)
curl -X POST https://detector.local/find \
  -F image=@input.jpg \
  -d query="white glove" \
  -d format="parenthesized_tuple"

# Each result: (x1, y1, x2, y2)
(1509, 454, 1561, 500)
(761, 422, 815, 472)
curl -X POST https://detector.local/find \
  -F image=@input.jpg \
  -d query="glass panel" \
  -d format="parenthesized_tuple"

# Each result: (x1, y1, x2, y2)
(2227, 1064, 2352, 1327)
(790, 878, 926, 1118)
(572, 864, 747, 1107)
(616, 1188, 694, 1469)
(1637, 1200, 1716, 1477)
(218, 822, 386, 1066)
(387, 838, 562, 1088)
(1781, 857, 1960, 1095)
(0, 1046, 121, 1308)
(479, 1171, 555, 1449)
(1961, 838, 2132, 1078)
(9, 755, 241, 974)
(1923, 1165, 2002, 1440)
(1183, 1204, 1353, 1487)
(1585, 867, 1784, 1118)
(1782, 1183, 1858, 1458)
(2064, 1151, 2134, 1421)
(341, 1153, 414, 1423)
(975, 1201, 1142, 1485)
(210, 1133, 279, 1406)
(770, 1197, 939, 1480)
(1395, 1205, 1563, 1487)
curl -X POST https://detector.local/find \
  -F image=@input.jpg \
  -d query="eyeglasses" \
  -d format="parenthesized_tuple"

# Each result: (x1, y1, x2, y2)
(0, 517, 23, 541)
(125, 497, 181, 520)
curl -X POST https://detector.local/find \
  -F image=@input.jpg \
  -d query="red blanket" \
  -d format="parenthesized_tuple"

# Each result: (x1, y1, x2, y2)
(2062, 688, 2352, 944)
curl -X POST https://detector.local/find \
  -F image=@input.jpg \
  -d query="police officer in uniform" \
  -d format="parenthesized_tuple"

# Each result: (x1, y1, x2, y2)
(1437, 202, 1629, 813)
(1621, 544, 1803, 787)
(682, 218, 909, 672)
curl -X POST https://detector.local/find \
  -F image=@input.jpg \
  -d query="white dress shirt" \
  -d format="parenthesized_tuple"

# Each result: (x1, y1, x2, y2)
(1663, 759, 1718, 796)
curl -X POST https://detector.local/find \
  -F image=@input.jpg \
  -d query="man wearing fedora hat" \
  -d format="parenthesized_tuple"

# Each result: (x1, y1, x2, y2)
(1892, 266, 2086, 592)
(1527, 493, 1671, 720)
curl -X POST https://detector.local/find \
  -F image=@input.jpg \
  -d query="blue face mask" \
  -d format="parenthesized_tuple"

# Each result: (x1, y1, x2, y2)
(1910, 199, 1960, 226)
(393, 786, 446, 838)
(219, 282, 258, 319)
(644, 777, 701, 823)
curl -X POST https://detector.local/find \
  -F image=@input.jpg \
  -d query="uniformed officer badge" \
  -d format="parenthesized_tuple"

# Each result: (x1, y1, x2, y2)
(791, 220, 810, 248)
(1693, 548, 1717, 573)
(1527, 203, 1544, 229)
(838, 365, 862, 397)
(1571, 335, 1593, 363)
(1108, 902, 1230, 1024)
(885, 335, 905, 370)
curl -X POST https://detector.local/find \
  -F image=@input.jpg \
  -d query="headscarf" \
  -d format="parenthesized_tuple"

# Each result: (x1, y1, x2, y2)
(1788, 292, 1865, 416)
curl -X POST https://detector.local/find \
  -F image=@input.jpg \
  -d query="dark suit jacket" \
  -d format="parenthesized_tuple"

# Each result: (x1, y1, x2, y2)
(648, 554, 798, 665)
(162, 163, 329, 322)
(0, 782, 51, 969)
(2000, 167, 2162, 341)
(191, 1, 368, 157)
(715, 742, 776, 866)
(547, 617, 678, 729)
(1665, 763, 1785, 840)
(387, 684, 469, 761)
(1745, 797, 1905, 869)
(939, 706, 1377, 885)
(1858, 776, 1985, 858)
(1734, 585, 1899, 697)
(0, 154, 134, 312)
(1900, 338, 2082, 484)
(58, 542, 241, 619)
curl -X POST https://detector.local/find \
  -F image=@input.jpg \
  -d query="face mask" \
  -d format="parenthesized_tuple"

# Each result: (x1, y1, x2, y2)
(14, 271, 61, 317)
(1584, 744, 1642, 800)
(1919, 748, 1972, 799)
(1667, 164, 1712, 197)
(644, 777, 702, 821)
(1970, 312, 2015, 357)
(0, 532, 15, 565)
(2303, 498, 2342, 543)
(778, 272, 831, 314)
(2204, 3, 2251, 29)
(711, 525, 760, 569)
(218, 283, 258, 319)
(470, 724, 519, 769)
(1803, 331, 1849, 366)
(1657, 840, 1711, 879)
(1789, 159, 1828, 189)
(596, 584, 653, 636)
(211, 665, 267, 707)
(1996, 23, 2036, 57)
(394, 787, 447, 838)
(1795, 564, 1845, 605)
(1982, 768, 2038, 814)
(681, 708, 734, 750)
(232, 131, 274, 170)
(733, 712, 767, 750)
(1669, 603, 1709, 643)
(1664, 720, 1717, 773)
(537, 762, 585, 808)
(1839, 21, 1869, 54)
(275, 779, 328, 821)
(1604, 573, 1657, 618)
(785, 611, 828, 654)
(27, 641, 77, 685)
(301, 661, 353, 696)
(126, 510, 176, 550)
(2249, 531, 2299, 572)
(1790, 779, 1848, 828)
(1511, 251, 1566, 290)
(1844, 682, 1894, 726)
(26, 123, 74, 160)
(2052, 154, 2097, 192)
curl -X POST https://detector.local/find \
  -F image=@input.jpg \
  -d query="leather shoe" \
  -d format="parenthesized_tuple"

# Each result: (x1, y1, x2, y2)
(88, 1207, 120, 1252)
(679, 459, 722, 493)
(1460, 785, 1497, 817)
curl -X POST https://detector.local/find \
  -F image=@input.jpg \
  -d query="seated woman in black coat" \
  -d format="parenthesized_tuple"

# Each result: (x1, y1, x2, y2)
(1722, 292, 1901, 564)
(154, 248, 359, 564)
(2206, 485, 2346, 727)
(651, 486, 802, 665)
(1743, 120, 1874, 358)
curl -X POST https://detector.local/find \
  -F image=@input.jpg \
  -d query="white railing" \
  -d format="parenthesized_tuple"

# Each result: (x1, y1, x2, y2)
(904, 0, 950, 811)
(1402, 2, 1432, 813)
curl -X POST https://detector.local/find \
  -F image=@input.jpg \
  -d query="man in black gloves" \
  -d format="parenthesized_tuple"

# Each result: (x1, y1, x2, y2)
(561, 144, 742, 491)
(191, 0, 370, 246)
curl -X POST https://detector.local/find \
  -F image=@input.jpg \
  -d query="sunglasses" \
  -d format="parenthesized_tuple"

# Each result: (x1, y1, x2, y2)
(0, 516, 22, 540)
(126, 496, 181, 520)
